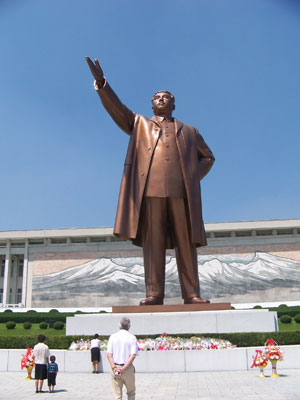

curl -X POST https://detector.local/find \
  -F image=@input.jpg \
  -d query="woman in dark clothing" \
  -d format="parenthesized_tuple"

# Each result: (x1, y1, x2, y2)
(90, 333, 101, 373)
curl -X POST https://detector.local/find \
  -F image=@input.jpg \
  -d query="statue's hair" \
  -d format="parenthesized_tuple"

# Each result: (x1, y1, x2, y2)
(119, 318, 131, 331)
(152, 90, 175, 103)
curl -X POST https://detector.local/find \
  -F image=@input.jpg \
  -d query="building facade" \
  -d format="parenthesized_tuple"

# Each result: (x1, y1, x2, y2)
(1, 219, 300, 308)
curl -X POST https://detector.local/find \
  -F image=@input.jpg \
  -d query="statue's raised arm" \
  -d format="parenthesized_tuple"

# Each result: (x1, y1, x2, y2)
(85, 57, 134, 135)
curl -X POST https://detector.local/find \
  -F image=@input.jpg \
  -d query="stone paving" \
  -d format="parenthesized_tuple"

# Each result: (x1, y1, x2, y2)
(1, 369, 300, 400)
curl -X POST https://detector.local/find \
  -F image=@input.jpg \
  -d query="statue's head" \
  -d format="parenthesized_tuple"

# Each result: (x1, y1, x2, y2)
(152, 90, 175, 117)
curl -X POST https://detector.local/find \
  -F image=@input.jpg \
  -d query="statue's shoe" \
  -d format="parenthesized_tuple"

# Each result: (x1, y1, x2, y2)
(139, 296, 163, 306)
(184, 297, 210, 304)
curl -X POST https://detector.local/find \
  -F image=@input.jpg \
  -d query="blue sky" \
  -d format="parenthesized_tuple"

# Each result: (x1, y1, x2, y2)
(0, 0, 299, 231)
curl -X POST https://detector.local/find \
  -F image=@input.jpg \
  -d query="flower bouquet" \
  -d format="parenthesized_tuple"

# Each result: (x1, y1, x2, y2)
(136, 334, 235, 351)
(264, 338, 283, 378)
(251, 349, 268, 377)
(251, 338, 283, 378)
(21, 348, 35, 380)
(68, 334, 236, 352)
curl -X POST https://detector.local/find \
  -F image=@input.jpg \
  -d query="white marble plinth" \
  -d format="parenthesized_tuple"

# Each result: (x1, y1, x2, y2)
(1, 346, 300, 372)
(66, 309, 278, 336)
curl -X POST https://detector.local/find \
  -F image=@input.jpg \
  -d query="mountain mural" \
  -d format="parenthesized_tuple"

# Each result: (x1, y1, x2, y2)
(32, 252, 300, 305)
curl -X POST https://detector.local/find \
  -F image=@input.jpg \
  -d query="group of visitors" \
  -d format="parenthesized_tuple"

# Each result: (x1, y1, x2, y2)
(33, 334, 58, 393)
(33, 318, 138, 399)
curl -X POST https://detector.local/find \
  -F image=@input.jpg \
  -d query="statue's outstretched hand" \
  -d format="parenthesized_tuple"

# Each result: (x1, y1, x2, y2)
(85, 57, 105, 86)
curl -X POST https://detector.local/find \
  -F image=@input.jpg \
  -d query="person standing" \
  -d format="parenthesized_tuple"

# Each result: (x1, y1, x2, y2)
(86, 57, 215, 305)
(47, 355, 58, 393)
(107, 318, 138, 400)
(90, 333, 101, 373)
(33, 334, 50, 393)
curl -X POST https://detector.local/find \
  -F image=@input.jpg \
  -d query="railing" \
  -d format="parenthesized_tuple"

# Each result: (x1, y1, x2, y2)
(0, 303, 24, 308)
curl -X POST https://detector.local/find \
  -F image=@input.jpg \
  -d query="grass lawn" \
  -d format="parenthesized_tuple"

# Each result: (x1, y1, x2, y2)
(0, 323, 65, 336)
(278, 320, 300, 332)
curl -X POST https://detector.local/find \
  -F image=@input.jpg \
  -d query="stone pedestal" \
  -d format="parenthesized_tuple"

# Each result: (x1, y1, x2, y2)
(112, 302, 231, 313)
(66, 307, 278, 336)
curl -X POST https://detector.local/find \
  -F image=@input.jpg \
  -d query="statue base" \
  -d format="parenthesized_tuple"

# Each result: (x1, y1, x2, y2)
(112, 302, 231, 313)
(66, 306, 278, 336)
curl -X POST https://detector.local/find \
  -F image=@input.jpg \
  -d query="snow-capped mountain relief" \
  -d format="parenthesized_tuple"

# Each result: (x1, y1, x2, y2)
(32, 252, 300, 304)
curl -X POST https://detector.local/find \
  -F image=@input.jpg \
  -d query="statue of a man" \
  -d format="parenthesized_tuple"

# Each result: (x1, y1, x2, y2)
(86, 57, 215, 305)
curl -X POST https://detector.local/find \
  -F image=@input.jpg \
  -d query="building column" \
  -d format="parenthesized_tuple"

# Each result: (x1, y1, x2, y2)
(21, 240, 29, 307)
(2, 241, 11, 305)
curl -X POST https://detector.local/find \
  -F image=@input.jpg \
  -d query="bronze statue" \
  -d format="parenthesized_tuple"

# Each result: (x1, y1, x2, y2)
(86, 57, 215, 305)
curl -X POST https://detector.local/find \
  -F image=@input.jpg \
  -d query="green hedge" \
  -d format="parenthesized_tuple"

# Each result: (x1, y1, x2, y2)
(136, 332, 300, 347)
(269, 306, 300, 318)
(0, 335, 91, 349)
(0, 310, 107, 324)
(1, 331, 300, 349)
(0, 313, 68, 324)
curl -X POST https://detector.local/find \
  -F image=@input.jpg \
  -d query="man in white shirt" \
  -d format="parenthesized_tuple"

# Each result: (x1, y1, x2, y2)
(33, 334, 50, 393)
(107, 318, 138, 400)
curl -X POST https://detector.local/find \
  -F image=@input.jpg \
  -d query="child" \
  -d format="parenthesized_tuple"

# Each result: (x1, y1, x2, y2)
(47, 355, 58, 393)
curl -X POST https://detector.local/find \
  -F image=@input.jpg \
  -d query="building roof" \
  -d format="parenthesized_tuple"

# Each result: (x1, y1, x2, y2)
(0, 218, 300, 241)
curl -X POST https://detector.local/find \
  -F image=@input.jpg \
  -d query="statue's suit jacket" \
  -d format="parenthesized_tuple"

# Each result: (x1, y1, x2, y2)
(97, 82, 215, 248)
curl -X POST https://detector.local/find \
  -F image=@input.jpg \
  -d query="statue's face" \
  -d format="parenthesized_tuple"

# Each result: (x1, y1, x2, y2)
(152, 91, 175, 116)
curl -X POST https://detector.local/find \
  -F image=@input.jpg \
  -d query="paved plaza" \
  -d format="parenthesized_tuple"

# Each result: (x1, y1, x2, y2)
(1, 369, 300, 400)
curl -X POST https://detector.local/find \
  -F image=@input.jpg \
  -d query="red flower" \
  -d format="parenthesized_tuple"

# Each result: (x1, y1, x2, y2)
(266, 338, 275, 346)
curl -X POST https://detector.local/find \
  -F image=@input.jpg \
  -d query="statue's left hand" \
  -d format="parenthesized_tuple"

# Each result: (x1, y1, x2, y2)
(85, 57, 105, 86)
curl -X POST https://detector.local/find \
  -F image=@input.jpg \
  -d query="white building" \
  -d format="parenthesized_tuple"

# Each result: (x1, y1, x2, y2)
(1, 218, 300, 308)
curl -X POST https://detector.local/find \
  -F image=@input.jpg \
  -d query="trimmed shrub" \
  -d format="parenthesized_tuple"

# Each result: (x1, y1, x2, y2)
(39, 322, 48, 329)
(49, 309, 59, 314)
(53, 321, 64, 330)
(280, 314, 292, 323)
(253, 305, 262, 309)
(278, 304, 288, 310)
(6, 321, 16, 329)
(4, 309, 13, 313)
(23, 321, 32, 330)
(294, 314, 300, 324)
